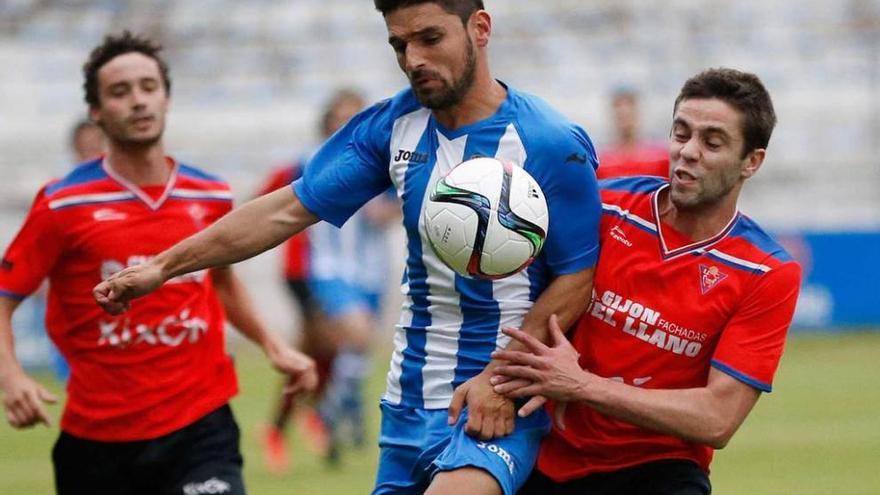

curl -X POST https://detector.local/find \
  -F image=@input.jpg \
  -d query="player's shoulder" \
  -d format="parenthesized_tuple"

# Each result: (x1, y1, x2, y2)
(361, 88, 424, 127)
(598, 175, 665, 207)
(508, 86, 583, 134)
(599, 175, 667, 193)
(727, 215, 799, 272)
(506, 86, 597, 167)
(175, 162, 231, 193)
(44, 158, 110, 199)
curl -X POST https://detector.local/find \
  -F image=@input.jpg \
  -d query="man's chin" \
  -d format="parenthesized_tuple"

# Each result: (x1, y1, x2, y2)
(118, 132, 163, 147)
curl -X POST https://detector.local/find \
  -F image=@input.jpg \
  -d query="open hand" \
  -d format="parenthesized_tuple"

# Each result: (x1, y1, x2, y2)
(1, 371, 58, 429)
(447, 369, 515, 440)
(267, 343, 318, 396)
(491, 314, 590, 426)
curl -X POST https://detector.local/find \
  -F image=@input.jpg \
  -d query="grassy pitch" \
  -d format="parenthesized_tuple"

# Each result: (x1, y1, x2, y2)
(1, 331, 878, 494)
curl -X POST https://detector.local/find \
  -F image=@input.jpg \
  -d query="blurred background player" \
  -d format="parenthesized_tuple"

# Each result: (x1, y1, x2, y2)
(0, 31, 316, 495)
(69, 118, 106, 163)
(596, 87, 668, 180)
(260, 89, 387, 472)
(305, 90, 400, 466)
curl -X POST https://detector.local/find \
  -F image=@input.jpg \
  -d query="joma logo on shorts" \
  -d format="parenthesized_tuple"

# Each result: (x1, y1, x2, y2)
(477, 441, 515, 474)
(182, 477, 231, 495)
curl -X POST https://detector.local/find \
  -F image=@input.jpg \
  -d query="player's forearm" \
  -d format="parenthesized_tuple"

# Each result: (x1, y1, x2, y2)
(576, 375, 756, 449)
(516, 267, 594, 347)
(0, 297, 24, 382)
(155, 187, 318, 281)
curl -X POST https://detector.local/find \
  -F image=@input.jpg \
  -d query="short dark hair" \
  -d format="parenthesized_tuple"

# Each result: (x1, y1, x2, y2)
(674, 68, 776, 157)
(82, 31, 171, 108)
(374, 0, 484, 24)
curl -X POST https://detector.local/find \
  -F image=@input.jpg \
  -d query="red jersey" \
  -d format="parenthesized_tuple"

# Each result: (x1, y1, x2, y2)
(258, 164, 309, 280)
(538, 176, 801, 480)
(0, 158, 238, 441)
(597, 141, 669, 180)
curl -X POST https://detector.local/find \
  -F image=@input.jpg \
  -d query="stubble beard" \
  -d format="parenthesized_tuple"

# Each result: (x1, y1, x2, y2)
(411, 39, 477, 111)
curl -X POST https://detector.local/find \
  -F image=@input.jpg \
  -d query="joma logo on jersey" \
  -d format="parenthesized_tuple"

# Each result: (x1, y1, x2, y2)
(394, 149, 428, 163)
(476, 441, 515, 474)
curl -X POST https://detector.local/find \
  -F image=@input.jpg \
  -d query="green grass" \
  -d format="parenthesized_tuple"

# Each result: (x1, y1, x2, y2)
(2, 332, 879, 494)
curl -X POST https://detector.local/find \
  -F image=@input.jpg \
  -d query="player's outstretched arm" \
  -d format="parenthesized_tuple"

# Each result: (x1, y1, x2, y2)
(0, 297, 58, 429)
(211, 266, 318, 395)
(94, 186, 319, 314)
(447, 267, 594, 440)
(492, 316, 761, 449)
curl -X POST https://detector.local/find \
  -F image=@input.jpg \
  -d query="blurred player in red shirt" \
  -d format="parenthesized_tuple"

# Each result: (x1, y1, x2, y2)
(494, 69, 801, 495)
(597, 87, 668, 180)
(0, 31, 316, 495)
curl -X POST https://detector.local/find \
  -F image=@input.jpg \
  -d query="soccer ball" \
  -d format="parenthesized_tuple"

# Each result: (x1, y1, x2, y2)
(424, 157, 549, 280)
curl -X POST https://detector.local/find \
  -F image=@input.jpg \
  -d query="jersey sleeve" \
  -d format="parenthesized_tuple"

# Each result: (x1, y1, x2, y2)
(711, 261, 802, 392)
(293, 101, 394, 227)
(0, 187, 65, 300)
(527, 124, 602, 276)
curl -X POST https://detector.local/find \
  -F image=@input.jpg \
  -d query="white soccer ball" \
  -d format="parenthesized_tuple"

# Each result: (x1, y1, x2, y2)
(424, 157, 549, 280)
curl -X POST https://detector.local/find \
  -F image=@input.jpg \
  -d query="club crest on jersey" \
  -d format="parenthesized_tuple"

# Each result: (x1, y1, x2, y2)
(699, 264, 728, 294)
(188, 204, 208, 230)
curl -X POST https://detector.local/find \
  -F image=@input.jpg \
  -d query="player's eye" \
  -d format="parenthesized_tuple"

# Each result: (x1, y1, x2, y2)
(389, 39, 406, 53)
(108, 85, 129, 98)
(704, 137, 723, 149)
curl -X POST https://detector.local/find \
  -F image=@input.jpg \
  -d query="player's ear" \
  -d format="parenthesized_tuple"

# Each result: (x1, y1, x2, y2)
(470, 10, 491, 48)
(741, 148, 765, 179)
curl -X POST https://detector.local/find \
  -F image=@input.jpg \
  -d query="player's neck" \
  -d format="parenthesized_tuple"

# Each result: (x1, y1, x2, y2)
(432, 74, 506, 130)
(104, 142, 171, 186)
(658, 189, 739, 242)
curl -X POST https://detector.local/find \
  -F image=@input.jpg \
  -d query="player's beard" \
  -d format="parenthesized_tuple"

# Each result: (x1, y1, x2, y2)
(410, 38, 477, 110)
(670, 165, 741, 211)
(101, 117, 165, 149)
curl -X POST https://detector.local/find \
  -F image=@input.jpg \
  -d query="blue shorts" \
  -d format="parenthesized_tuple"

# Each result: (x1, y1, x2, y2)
(372, 400, 550, 495)
(309, 278, 381, 318)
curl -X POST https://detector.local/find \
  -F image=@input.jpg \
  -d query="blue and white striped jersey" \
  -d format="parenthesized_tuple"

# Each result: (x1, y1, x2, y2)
(294, 84, 601, 409)
(307, 192, 394, 294)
